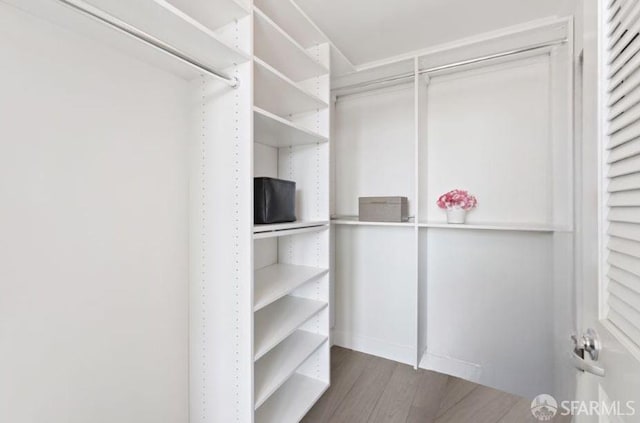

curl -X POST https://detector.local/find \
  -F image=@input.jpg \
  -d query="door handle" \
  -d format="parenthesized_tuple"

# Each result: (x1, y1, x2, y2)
(571, 328, 605, 377)
(571, 351, 606, 377)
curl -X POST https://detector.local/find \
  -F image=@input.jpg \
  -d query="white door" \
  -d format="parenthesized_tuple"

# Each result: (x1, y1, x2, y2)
(573, 0, 640, 421)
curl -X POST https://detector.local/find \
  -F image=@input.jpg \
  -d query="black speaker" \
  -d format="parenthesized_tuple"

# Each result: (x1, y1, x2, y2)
(254, 177, 296, 224)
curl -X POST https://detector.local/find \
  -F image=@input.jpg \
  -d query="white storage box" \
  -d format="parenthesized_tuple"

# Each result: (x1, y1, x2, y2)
(358, 196, 409, 222)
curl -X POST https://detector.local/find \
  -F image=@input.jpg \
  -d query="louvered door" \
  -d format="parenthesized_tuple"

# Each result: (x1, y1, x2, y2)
(571, 0, 640, 416)
(605, 0, 640, 351)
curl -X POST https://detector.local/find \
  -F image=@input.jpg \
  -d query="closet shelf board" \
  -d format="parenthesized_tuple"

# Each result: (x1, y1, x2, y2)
(8, 0, 249, 81)
(254, 7, 328, 82)
(253, 221, 329, 239)
(168, 0, 250, 33)
(253, 0, 327, 49)
(254, 58, 328, 117)
(254, 107, 328, 147)
(331, 216, 415, 228)
(78, 0, 250, 69)
(254, 295, 327, 360)
(255, 373, 329, 423)
(254, 264, 329, 311)
(254, 330, 327, 408)
(418, 221, 556, 233)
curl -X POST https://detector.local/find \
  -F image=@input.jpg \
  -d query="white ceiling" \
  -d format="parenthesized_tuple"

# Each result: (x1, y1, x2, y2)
(295, 0, 566, 67)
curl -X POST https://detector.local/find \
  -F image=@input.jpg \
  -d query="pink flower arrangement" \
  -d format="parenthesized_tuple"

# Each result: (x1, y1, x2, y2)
(437, 189, 478, 210)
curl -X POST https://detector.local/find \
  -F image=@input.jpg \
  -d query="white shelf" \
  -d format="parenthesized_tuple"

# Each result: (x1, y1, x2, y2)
(418, 221, 557, 233)
(254, 0, 327, 49)
(331, 216, 415, 228)
(254, 58, 328, 118)
(254, 0, 355, 78)
(81, 0, 249, 70)
(168, 0, 250, 32)
(255, 373, 329, 423)
(254, 264, 329, 311)
(8, 0, 249, 81)
(253, 221, 329, 239)
(329, 217, 562, 232)
(254, 330, 327, 408)
(254, 295, 327, 360)
(254, 7, 328, 82)
(254, 107, 327, 148)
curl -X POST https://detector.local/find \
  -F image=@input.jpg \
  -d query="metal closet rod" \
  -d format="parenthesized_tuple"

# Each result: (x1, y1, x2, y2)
(335, 39, 568, 95)
(57, 0, 240, 88)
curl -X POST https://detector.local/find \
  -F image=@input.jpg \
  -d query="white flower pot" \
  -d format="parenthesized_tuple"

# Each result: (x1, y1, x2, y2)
(446, 208, 467, 224)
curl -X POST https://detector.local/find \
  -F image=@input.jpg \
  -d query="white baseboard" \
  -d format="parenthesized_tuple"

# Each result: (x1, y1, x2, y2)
(331, 330, 414, 366)
(419, 350, 483, 381)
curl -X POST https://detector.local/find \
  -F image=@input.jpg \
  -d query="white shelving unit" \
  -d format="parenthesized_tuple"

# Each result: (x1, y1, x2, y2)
(252, 3, 331, 420)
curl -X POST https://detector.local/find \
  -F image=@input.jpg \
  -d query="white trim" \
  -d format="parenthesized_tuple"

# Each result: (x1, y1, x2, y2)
(413, 57, 420, 370)
(331, 330, 415, 366)
(419, 351, 483, 381)
(349, 16, 571, 73)
(598, 0, 610, 322)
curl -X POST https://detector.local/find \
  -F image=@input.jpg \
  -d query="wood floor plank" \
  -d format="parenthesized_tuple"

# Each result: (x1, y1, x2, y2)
(302, 348, 371, 423)
(498, 398, 538, 423)
(368, 364, 421, 423)
(434, 385, 520, 423)
(497, 397, 573, 423)
(435, 376, 479, 418)
(406, 370, 450, 423)
(497, 397, 538, 423)
(330, 346, 350, 370)
(326, 354, 398, 423)
(553, 413, 573, 422)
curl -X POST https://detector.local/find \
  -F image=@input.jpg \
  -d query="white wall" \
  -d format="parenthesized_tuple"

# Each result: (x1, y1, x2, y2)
(0, 6, 189, 423)
(422, 56, 552, 225)
(421, 230, 554, 398)
(333, 226, 417, 365)
(334, 85, 416, 217)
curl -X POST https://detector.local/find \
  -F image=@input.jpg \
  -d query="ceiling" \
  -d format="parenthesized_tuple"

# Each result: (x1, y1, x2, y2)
(295, 0, 567, 67)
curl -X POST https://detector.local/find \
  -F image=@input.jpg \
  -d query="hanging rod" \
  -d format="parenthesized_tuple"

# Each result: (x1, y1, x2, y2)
(334, 39, 567, 96)
(56, 0, 240, 88)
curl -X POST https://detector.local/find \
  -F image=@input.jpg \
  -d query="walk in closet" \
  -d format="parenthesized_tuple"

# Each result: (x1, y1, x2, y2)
(2, 0, 582, 422)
